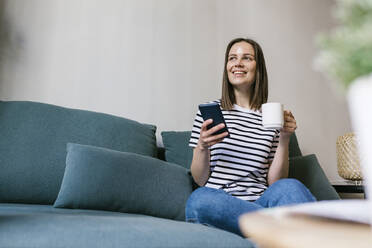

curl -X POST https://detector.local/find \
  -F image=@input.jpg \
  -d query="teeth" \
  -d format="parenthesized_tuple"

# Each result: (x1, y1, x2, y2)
(233, 72, 245, 74)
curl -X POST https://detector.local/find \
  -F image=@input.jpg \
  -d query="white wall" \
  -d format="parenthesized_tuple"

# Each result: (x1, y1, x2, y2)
(0, 0, 351, 182)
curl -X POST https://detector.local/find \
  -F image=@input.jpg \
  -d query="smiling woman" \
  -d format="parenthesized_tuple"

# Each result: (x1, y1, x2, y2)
(185, 38, 315, 237)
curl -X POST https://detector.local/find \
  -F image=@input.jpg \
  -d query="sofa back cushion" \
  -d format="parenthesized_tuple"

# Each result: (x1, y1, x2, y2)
(289, 154, 340, 200)
(161, 131, 302, 169)
(161, 131, 193, 169)
(0, 101, 157, 204)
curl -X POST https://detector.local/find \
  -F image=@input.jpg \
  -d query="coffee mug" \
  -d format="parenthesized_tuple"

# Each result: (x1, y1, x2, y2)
(262, 102, 284, 130)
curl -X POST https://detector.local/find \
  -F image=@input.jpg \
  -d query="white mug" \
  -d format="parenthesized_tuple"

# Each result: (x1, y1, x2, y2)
(262, 102, 284, 130)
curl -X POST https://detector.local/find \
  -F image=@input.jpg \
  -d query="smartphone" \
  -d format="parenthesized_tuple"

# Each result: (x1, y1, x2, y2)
(198, 102, 230, 138)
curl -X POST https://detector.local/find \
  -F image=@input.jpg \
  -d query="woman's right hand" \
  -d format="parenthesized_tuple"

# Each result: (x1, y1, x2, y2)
(197, 119, 229, 150)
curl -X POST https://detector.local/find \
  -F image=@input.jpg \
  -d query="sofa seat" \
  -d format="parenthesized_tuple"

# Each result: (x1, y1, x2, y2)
(0, 203, 254, 248)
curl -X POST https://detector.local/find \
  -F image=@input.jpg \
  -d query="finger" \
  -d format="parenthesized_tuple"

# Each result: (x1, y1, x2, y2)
(284, 124, 297, 131)
(284, 120, 296, 127)
(204, 131, 228, 144)
(205, 123, 226, 137)
(283, 111, 292, 122)
(201, 119, 213, 132)
(284, 110, 295, 118)
(284, 126, 297, 131)
(282, 126, 296, 132)
(284, 123, 297, 129)
(285, 116, 295, 122)
(284, 115, 296, 123)
(208, 137, 226, 147)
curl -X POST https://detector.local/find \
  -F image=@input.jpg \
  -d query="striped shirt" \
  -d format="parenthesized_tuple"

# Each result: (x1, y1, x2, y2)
(189, 100, 280, 201)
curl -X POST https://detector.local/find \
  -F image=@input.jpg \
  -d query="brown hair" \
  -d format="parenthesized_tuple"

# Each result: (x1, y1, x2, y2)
(221, 38, 268, 111)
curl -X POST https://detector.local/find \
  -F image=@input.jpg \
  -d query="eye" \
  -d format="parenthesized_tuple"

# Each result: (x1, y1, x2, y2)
(228, 56, 236, 61)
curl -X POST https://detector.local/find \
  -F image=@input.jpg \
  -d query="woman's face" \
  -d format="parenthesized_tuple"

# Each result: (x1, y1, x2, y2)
(226, 41, 257, 89)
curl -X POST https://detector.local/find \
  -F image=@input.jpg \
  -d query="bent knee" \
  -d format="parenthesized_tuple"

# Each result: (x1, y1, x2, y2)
(185, 187, 221, 221)
(187, 187, 219, 206)
(274, 178, 304, 189)
(271, 178, 310, 195)
(272, 178, 316, 202)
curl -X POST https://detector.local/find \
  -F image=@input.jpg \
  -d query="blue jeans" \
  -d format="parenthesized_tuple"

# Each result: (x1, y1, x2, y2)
(185, 178, 316, 236)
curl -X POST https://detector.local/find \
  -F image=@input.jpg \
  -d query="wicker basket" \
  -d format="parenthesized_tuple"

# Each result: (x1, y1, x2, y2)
(336, 133, 363, 181)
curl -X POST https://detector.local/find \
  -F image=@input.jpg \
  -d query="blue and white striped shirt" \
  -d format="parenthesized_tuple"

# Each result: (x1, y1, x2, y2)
(189, 100, 280, 201)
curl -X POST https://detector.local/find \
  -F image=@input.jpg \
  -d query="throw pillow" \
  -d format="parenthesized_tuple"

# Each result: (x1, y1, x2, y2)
(53, 143, 193, 221)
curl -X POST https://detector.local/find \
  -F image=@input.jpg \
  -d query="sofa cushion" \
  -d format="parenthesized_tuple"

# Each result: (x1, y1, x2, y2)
(54, 143, 193, 221)
(288, 133, 302, 157)
(0, 101, 157, 205)
(289, 154, 340, 201)
(161, 131, 193, 169)
(161, 131, 302, 169)
(0, 203, 255, 248)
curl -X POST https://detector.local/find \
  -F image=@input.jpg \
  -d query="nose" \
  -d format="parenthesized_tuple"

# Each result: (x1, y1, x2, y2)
(234, 58, 244, 67)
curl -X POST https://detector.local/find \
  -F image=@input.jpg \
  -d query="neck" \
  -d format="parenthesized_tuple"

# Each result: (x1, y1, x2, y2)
(233, 87, 251, 109)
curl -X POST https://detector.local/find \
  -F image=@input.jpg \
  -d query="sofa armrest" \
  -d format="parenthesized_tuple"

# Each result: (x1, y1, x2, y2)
(289, 154, 340, 201)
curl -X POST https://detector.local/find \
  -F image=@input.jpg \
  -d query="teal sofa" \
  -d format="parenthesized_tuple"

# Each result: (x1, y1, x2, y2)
(0, 100, 340, 248)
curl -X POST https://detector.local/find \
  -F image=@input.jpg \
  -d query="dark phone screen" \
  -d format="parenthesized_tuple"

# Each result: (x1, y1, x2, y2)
(198, 103, 230, 138)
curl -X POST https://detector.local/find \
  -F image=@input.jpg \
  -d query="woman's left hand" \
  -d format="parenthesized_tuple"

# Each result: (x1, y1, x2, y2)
(281, 110, 297, 139)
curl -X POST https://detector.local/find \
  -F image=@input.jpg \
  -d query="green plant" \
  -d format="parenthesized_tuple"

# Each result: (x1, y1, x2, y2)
(316, 0, 372, 89)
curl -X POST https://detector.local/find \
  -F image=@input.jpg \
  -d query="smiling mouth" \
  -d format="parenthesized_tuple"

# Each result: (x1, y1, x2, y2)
(232, 71, 247, 76)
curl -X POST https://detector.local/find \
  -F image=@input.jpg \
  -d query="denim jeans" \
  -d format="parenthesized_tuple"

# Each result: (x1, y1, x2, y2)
(185, 178, 316, 236)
